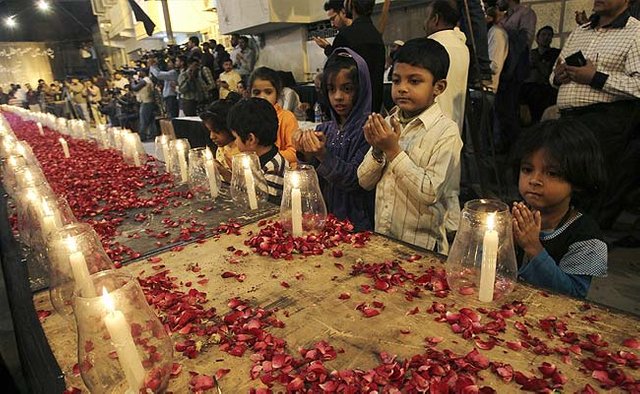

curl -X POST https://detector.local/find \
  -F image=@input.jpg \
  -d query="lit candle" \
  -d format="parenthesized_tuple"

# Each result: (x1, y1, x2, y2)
(160, 137, 172, 170)
(204, 148, 219, 198)
(59, 137, 70, 158)
(40, 199, 61, 238)
(290, 173, 303, 237)
(243, 156, 258, 210)
(126, 134, 141, 166)
(478, 212, 499, 302)
(37, 122, 44, 136)
(175, 140, 188, 183)
(102, 288, 146, 393)
(65, 236, 96, 297)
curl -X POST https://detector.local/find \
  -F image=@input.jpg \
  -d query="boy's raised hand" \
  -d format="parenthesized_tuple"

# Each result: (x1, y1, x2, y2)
(363, 113, 402, 162)
(512, 202, 544, 258)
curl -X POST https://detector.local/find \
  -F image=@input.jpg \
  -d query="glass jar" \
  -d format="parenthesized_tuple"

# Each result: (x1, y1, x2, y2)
(74, 271, 173, 394)
(154, 135, 174, 173)
(446, 199, 517, 302)
(169, 138, 190, 185)
(122, 132, 146, 167)
(230, 152, 269, 210)
(280, 164, 327, 236)
(188, 147, 220, 201)
(48, 223, 114, 318)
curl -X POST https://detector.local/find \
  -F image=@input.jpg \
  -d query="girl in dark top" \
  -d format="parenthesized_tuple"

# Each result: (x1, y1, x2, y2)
(293, 48, 375, 231)
(511, 119, 607, 298)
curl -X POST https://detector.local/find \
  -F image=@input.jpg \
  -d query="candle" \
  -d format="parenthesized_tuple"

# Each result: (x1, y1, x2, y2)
(243, 156, 258, 210)
(59, 137, 70, 158)
(161, 138, 172, 170)
(175, 140, 188, 183)
(478, 213, 499, 302)
(290, 173, 303, 237)
(40, 199, 61, 238)
(102, 288, 146, 393)
(204, 148, 219, 198)
(65, 236, 96, 297)
(37, 122, 44, 136)
(126, 134, 141, 166)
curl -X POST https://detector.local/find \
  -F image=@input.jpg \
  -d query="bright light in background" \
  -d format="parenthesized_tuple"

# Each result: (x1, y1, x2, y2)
(5, 16, 16, 28)
(37, 0, 50, 12)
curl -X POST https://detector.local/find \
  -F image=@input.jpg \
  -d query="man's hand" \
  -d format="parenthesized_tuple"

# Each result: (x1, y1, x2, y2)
(363, 113, 402, 162)
(313, 36, 331, 49)
(553, 61, 571, 85)
(565, 59, 597, 85)
(512, 202, 544, 257)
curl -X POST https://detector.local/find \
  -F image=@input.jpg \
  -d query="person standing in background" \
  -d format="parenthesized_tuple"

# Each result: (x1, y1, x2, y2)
(129, 69, 157, 141)
(149, 56, 180, 119)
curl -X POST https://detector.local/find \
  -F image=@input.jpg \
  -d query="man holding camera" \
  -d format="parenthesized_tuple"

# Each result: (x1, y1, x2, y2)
(129, 69, 157, 141)
(551, 0, 640, 228)
(178, 55, 214, 116)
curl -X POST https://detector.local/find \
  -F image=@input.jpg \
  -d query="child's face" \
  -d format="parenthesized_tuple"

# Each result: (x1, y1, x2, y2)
(251, 79, 278, 105)
(327, 69, 356, 123)
(518, 149, 572, 213)
(391, 62, 446, 117)
(223, 61, 233, 72)
(205, 122, 234, 147)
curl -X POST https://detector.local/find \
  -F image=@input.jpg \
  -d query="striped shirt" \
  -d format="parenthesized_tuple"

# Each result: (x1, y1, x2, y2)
(357, 103, 462, 254)
(551, 10, 640, 109)
(259, 146, 287, 205)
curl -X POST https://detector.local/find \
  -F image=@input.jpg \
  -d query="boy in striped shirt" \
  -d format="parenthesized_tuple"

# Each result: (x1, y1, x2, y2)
(228, 98, 287, 204)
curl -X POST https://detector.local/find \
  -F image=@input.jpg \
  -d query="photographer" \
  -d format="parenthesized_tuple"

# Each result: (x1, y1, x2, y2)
(178, 55, 214, 116)
(129, 69, 157, 141)
(149, 55, 180, 119)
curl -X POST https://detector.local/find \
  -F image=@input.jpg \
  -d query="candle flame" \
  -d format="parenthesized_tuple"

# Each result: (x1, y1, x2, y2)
(58, 137, 66, 144)
(205, 148, 213, 161)
(176, 140, 185, 151)
(8, 155, 17, 167)
(242, 155, 251, 169)
(102, 287, 115, 312)
(487, 212, 496, 231)
(23, 169, 33, 182)
(15, 142, 25, 155)
(65, 235, 78, 253)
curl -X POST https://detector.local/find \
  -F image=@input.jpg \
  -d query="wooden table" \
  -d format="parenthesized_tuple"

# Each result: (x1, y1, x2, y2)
(34, 217, 640, 392)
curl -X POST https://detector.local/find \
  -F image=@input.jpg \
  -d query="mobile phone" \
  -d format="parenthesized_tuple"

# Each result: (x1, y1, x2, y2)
(565, 51, 587, 67)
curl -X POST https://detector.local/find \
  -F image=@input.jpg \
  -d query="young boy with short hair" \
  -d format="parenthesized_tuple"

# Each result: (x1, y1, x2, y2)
(357, 38, 462, 254)
(227, 98, 287, 204)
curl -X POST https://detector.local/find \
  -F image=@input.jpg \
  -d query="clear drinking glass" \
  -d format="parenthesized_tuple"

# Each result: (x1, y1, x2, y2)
(188, 147, 221, 201)
(279, 164, 327, 236)
(446, 199, 518, 302)
(48, 223, 114, 318)
(169, 138, 190, 185)
(74, 271, 174, 394)
(122, 132, 146, 167)
(230, 152, 269, 210)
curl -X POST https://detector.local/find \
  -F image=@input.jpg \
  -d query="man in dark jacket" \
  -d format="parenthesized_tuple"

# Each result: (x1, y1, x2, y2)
(318, 0, 385, 112)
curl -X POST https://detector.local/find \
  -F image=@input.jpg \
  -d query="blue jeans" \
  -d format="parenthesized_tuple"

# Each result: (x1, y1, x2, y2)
(139, 102, 157, 139)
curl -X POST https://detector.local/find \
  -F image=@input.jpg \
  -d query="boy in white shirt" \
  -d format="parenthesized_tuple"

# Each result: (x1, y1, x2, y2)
(357, 38, 462, 254)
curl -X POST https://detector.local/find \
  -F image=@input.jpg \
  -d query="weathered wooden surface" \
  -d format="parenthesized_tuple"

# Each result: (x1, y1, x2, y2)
(34, 217, 640, 392)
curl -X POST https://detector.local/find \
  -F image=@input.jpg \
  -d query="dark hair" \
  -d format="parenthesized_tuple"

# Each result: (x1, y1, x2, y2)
(200, 96, 241, 135)
(177, 54, 188, 65)
(324, 0, 345, 12)
(428, 0, 460, 27)
(511, 120, 606, 210)
(352, 0, 375, 16)
(537, 25, 554, 37)
(189, 36, 200, 46)
(239, 36, 249, 44)
(395, 37, 450, 82)
(322, 50, 360, 109)
(249, 67, 283, 98)
(227, 98, 278, 146)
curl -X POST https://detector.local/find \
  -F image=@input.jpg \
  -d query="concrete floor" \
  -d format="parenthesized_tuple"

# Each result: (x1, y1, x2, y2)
(588, 211, 640, 316)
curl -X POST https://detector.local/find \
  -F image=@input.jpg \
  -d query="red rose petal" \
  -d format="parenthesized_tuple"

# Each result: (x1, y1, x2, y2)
(622, 337, 640, 349)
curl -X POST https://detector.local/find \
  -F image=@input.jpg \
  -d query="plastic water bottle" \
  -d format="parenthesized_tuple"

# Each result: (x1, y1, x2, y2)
(314, 102, 322, 123)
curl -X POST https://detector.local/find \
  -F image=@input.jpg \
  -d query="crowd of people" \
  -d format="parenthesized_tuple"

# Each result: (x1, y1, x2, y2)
(4, 0, 640, 298)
